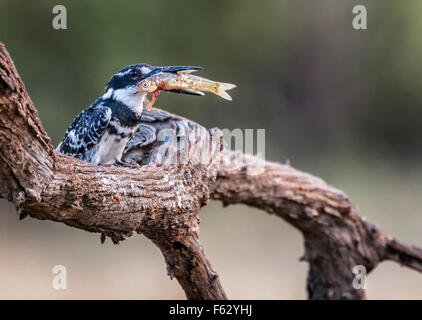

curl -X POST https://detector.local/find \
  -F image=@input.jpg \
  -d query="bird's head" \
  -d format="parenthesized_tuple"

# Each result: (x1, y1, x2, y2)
(105, 63, 155, 93)
(104, 63, 200, 111)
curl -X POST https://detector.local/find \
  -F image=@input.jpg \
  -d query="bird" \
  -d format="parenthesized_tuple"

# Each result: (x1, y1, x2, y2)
(56, 63, 198, 166)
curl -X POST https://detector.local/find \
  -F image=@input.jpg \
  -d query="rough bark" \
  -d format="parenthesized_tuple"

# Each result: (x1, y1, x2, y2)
(0, 42, 225, 300)
(147, 227, 227, 300)
(1, 41, 421, 300)
(0, 43, 54, 202)
(211, 154, 384, 299)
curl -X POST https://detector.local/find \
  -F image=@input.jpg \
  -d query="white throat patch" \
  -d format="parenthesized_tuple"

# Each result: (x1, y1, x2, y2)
(106, 87, 145, 114)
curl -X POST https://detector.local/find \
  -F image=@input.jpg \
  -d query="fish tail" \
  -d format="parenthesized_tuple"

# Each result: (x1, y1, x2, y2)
(216, 82, 236, 101)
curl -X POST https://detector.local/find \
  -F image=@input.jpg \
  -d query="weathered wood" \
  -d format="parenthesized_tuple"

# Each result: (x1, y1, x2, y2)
(0, 42, 225, 300)
(0, 43, 54, 202)
(0, 41, 421, 300)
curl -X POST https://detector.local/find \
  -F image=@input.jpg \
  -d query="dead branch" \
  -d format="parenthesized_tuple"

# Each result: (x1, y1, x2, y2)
(0, 42, 421, 300)
(0, 42, 224, 300)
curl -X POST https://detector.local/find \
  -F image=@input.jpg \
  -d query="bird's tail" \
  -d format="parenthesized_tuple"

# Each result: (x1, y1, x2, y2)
(216, 82, 236, 101)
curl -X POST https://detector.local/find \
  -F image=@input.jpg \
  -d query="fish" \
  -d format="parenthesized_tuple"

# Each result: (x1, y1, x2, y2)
(138, 67, 236, 110)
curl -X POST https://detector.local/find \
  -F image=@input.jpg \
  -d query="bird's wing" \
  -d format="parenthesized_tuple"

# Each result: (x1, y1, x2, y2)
(57, 104, 112, 157)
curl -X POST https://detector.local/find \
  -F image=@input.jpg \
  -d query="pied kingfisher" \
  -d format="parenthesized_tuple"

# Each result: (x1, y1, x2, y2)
(56, 64, 196, 165)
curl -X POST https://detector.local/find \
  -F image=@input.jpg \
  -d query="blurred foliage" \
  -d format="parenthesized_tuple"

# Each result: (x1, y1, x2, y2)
(0, 0, 421, 167)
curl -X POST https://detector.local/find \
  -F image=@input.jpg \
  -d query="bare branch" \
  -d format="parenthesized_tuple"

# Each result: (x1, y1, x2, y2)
(384, 239, 422, 273)
(211, 153, 422, 299)
(0, 41, 421, 300)
(146, 226, 227, 300)
(0, 43, 54, 202)
(0, 42, 225, 300)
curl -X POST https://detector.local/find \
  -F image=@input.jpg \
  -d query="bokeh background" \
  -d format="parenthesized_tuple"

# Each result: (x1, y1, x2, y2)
(0, 0, 421, 299)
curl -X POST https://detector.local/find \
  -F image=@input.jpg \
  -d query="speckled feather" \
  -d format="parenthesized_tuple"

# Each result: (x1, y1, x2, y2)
(56, 63, 153, 164)
(56, 100, 111, 160)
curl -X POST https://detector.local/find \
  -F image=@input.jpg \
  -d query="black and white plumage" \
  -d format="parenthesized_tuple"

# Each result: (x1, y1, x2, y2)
(57, 63, 200, 165)
(57, 63, 158, 165)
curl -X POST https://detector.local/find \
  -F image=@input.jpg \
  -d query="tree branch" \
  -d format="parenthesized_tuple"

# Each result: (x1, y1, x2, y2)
(146, 226, 227, 300)
(1, 41, 421, 299)
(209, 150, 422, 298)
(0, 42, 225, 300)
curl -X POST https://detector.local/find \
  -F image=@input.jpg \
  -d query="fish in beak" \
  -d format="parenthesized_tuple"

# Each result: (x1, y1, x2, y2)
(138, 65, 236, 110)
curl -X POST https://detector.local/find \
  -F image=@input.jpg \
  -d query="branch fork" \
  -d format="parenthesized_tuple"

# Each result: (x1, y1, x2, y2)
(0, 42, 421, 299)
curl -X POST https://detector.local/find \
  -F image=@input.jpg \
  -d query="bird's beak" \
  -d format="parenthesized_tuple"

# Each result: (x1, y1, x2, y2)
(140, 66, 202, 110)
(141, 65, 202, 80)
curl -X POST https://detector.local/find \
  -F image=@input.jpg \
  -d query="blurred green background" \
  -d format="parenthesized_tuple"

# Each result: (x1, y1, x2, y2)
(0, 0, 421, 299)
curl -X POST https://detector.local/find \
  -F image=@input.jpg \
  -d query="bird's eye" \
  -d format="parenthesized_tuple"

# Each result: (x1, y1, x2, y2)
(129, 70, 139, 79)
